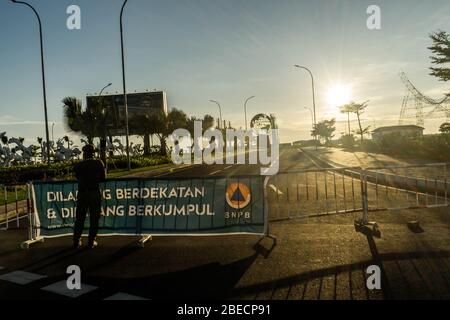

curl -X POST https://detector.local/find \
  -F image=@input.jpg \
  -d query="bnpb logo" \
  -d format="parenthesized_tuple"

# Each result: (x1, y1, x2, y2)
(225, 182, 251, 210)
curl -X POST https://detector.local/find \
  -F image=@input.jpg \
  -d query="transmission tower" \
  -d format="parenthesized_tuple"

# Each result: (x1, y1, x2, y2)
(398, 70, 450, 127)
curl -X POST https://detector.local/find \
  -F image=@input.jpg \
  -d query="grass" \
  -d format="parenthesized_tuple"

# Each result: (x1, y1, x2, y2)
(0, 185, 27, 207)
(106, 163, 175, 178)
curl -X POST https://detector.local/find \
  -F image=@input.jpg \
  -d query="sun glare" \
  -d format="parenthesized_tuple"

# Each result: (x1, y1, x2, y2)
(327, 85, 352, 107)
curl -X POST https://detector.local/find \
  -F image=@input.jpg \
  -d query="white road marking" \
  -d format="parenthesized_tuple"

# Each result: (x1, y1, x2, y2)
(268, 184, 284, 195)
(208, 165, 235, 176)
(104, 292, 149, 300)
(0, 270, 47, 285)
(153, 164, 198, 177)
(42, 280, 97, 298)
(208, 169, 224, 175)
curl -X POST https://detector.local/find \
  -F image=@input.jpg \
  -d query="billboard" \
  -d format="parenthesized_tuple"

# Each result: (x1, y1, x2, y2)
(86, 91, 168, 135)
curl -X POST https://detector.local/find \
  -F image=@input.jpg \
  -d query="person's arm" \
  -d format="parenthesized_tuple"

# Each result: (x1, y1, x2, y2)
(73, 163, 80, 180)
(98, 160, 106, 181)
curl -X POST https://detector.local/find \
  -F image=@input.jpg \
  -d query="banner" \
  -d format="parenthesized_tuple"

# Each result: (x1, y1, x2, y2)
(31, 177, 267, 238)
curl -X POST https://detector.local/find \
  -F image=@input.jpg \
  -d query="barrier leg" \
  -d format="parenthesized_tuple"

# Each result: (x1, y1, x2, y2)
(20, 183, 44, 249)
(137, 235, 152, 248)
(355, 173, 379, 235)
(20, 237, 45, 250)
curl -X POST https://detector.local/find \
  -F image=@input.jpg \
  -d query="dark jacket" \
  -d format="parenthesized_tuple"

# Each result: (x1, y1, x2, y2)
(73, 159, 106, 192)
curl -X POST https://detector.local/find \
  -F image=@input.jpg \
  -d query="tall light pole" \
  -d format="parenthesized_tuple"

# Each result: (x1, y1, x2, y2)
(209, 100, 222, 129)
(120, 0, 131, 171)
(11, 0, 51, 164)
(98, 83, 112, 167)
(244, 96, 255, 131)
(304, 107, 314, 131)
(294, 65, 317, 149)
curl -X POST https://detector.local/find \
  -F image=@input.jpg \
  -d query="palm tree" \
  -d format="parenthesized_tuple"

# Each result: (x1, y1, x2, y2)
(339, 101, 370, 143)
(339, 104, 353, 135)
(62, 96, 109, 162)
(62, 97, 94, 143)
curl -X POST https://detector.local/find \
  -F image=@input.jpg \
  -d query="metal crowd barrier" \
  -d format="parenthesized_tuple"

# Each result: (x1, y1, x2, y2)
(363, 163, 449, 212)
(266, 163, 450, 222)
(0, 183, 30, 231)
(3, 163, 449, 236)
(266, 167, 365, 221)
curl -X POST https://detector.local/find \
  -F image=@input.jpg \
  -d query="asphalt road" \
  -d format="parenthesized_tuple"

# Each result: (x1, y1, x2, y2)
(0, 147, 449, 300)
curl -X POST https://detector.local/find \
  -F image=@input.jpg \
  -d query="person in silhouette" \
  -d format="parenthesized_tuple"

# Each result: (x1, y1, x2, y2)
(72, 144, 106, 249)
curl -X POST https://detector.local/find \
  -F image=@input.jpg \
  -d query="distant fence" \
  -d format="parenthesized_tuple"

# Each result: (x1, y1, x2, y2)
(266, 164, 450, 221)
(0, 184, 29, 230)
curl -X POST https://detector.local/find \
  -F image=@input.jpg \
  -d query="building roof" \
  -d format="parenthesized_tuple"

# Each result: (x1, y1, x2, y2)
(372, 125, 424, 133)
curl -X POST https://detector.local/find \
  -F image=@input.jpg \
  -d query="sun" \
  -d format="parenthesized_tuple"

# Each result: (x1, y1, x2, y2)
(327, 85, 352, 107)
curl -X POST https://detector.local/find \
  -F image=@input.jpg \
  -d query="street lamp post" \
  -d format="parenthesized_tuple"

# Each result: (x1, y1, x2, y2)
(120, 0, 131, 171)
(98, 83, 112, 167)
(244, 96, 255, 131)
(11, 0, 51, 165)
(209, 100, 222, 129)
(304, 107, 314, 131)
(294, 65, 317, 149)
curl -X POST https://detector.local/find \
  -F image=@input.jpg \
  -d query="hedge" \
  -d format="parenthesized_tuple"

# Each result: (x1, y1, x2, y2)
(0, 155, 170, 185)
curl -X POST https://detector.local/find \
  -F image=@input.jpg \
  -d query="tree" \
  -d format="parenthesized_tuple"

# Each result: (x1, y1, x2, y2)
(63, 96, 113, 163)
(62, 97, 103, 144)
(428, 31, 450, 92)
(339, 104, 353, 135)
(340, 134, 355, 149)
(132, 111, 160, 155)
(339, 101, 370, 143)
(439, 122, 450, 134)
(311, 119, 336, 145)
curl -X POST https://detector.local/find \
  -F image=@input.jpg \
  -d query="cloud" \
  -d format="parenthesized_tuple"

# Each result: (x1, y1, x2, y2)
(0, 115, 62, 126)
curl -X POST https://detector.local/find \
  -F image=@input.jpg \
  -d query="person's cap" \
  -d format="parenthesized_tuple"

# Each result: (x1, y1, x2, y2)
(82, 144, 95, 154)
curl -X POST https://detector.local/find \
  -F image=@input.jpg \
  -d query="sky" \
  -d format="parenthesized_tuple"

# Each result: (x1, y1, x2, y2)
(1, 0, 450, 146)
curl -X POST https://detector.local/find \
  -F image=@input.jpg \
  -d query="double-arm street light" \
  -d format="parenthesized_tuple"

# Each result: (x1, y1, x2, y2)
(209, 100, 222, 129)
(120, 0, 131, 171)
(294, 65, 317, 149)
(244, 96, 255, 131)
(11, 0, 51, 164)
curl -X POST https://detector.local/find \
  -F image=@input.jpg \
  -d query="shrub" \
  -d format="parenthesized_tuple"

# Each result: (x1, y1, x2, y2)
(0, 155, 171, 185)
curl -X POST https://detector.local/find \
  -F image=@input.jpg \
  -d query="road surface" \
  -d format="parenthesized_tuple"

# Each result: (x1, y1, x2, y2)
(0, 147, 449, 300)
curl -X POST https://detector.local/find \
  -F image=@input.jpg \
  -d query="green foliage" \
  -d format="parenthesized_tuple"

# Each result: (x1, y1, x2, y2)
(439, 122, 450, 134)
(0, 155, 170, 185)
(340, 134, 355, 149)
(311, 119, 336, 145)
(428, 31, 450, 86)
(0, 162, 76, 185)
(108, 155, 170, 170)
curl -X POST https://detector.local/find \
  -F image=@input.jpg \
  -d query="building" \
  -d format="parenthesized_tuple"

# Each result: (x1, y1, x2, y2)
(372, 125, 424, 141)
